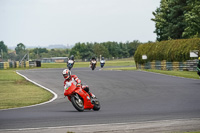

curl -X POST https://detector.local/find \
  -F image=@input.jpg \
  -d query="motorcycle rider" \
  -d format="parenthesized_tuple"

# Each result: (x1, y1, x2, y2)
(62, 69, 93, 97)
(100, 57, 105, 68)
(67, 55, 75, 70)
(67, 55, 75, 65)
(90, 57, 97, 67)
(197, 57, 200, 78)
(69, 55, 74, 61)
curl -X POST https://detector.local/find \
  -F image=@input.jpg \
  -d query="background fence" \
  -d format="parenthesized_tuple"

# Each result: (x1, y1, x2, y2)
(0, 61, 41, 70)
(136, 60, 198, 71)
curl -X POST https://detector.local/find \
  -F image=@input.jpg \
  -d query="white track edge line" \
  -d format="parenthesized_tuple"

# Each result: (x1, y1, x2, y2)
(0, 71, 58, 111)
(1, 118, 200, 131)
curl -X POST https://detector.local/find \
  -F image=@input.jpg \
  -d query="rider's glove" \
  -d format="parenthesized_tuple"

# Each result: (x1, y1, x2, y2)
(77, 83, 81, 87)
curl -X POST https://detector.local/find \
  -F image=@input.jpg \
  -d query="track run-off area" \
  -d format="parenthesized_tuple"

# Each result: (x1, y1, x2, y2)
(0, 67, 200, 132)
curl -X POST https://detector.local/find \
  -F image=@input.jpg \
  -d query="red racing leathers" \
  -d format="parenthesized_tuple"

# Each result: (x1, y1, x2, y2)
(64, 75, 90, 96)
(64, 75, 81, 90)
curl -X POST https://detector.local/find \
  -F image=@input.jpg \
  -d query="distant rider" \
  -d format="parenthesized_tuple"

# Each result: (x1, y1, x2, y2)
(90, 57, 97, 67)
(100, 57, 105, 68)
(69, 55, 74, 61)
(67, 55, 75, 65)
(197, 57, 200, 78)
(62, 69, 92, 97)
(67, 55, 75, 70)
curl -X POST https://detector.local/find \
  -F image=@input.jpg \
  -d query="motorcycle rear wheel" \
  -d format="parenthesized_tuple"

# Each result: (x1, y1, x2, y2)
(71, 94, 84, 112)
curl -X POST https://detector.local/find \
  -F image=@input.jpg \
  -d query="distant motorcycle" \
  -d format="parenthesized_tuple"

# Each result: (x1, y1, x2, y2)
(67, 60, 74, 70)
(100, 60, 105, 68)
(64, 83, 100, 112)
(91, 60, 97, 70)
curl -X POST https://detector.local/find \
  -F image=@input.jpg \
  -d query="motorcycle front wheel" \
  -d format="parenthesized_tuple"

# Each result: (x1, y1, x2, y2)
(68, 66, 72, 70)
(92, 64, 95, 70)
(71, 94, 84, 112)
(67, 64, 72, 70)
(92, 99, 100, 111)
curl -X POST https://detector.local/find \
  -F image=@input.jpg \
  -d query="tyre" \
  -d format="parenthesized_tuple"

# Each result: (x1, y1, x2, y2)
(92, 64, 95, 70)
(71, 94, 84, 112)
(67, 64, 72, 70)
(68, 66, 72, 70)
(92, 99, 100, 111)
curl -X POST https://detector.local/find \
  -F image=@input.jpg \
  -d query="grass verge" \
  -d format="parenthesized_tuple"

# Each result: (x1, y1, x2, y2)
(104, 67, 137, 71)
(105, 66, 199, 79)
(142, 69, 199, 79)
(0, 70, 53, 109)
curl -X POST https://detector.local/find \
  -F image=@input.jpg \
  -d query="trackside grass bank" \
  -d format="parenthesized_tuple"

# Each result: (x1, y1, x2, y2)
(143, 69, 199, 79)
(105, 66, 199, 79)
(0, 70, 53, 109)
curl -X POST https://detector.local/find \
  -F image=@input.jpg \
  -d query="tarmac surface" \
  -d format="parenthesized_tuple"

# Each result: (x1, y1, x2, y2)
(0, 67, 200, 132)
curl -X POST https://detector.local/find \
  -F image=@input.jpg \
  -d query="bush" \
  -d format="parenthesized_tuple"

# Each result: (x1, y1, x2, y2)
(134, 38, 200, 64)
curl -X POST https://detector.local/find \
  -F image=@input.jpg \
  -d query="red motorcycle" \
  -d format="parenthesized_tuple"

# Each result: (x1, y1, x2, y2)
(64, 83, 100, 112)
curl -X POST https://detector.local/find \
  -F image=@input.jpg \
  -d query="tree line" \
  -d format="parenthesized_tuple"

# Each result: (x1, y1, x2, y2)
(69, 41, 140, 60)
(152, 0, 200, 41)
(0, 41, 70, 61)
(0, 40, 140, 62)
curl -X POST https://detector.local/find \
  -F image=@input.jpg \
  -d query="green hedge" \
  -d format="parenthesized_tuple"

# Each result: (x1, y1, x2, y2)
(134, 38, 200, 64)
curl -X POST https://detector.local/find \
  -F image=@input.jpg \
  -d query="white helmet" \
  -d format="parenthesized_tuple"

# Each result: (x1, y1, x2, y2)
(62, 69, 71, 80)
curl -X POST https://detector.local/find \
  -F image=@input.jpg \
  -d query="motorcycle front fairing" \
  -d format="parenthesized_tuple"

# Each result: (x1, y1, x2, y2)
(68, 60, 74, 64)
(64, 83, 76, 96)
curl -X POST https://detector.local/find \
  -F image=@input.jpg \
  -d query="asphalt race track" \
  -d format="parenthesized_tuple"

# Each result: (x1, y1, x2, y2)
(0, 68, 200, 131)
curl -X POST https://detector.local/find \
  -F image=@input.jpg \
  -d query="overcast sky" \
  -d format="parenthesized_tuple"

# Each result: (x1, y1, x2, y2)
(0, 0, 160, 47)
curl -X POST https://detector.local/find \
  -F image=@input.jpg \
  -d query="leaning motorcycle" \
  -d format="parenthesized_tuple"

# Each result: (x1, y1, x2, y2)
(64, 83, 100, 112)
(91, 60, 97, 70)
(67, 60, 74, 70)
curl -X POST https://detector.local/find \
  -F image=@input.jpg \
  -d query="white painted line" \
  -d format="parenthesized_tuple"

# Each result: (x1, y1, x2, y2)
(0, 71, 58, 111)
(1, 118, 200, 132)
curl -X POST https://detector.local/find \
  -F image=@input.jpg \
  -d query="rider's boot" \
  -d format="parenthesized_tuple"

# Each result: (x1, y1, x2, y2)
(82, 85, 93, 98)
